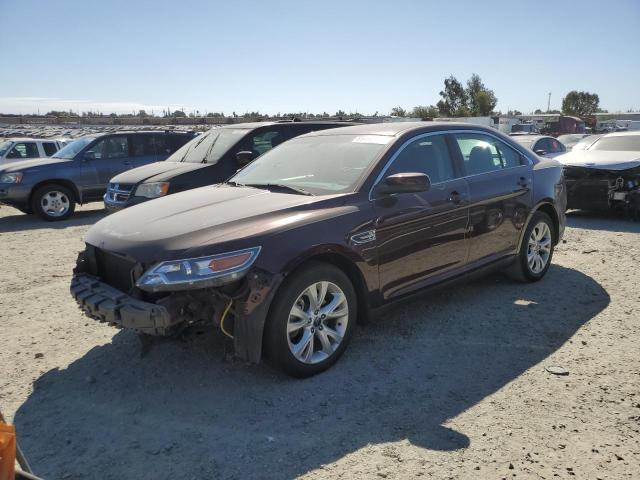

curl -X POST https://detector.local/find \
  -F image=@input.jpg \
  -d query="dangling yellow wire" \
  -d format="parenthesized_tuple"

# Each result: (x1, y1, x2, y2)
(220, 300, 234, 339)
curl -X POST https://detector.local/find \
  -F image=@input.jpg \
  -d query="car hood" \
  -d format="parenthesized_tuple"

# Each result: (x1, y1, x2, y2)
(556, 150, 640, 170)
(109, 161, 210, 184)
(0, 157, 71, 172)
(85, 185, 349, 264)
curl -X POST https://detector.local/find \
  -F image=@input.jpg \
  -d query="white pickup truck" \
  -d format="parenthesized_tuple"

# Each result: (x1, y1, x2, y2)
(0, 138, 68, 163)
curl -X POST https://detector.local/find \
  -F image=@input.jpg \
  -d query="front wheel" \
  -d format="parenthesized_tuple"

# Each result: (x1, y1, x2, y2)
(506, 211, 555, 282)
(32, 184, 76, 221)
(264, 262, 357, 377)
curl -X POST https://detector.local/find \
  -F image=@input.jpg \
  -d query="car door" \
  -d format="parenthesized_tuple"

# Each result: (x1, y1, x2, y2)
(451, 131, 533, 266)
(373, 133, 470, 300)
(544, 137, 566, 158)
(80, 136, 130, 199)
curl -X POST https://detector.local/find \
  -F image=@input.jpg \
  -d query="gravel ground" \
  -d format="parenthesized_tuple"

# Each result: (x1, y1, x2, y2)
(1, 203, 638, 479)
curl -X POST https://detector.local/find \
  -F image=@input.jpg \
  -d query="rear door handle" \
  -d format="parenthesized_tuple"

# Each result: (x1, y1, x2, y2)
(517, 176, 530, 188)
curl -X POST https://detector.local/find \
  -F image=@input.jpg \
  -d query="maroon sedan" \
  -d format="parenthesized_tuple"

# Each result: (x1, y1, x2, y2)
(71, 122, 566, 377)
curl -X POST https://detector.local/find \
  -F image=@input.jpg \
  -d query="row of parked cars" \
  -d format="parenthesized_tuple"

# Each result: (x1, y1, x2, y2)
(2, 120, 636, 376)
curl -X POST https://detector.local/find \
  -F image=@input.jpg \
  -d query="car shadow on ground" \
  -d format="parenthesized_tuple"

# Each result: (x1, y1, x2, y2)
(566, 210, 640, 234)
(0, 206, 107, 233)
(14, 265, 609, 479)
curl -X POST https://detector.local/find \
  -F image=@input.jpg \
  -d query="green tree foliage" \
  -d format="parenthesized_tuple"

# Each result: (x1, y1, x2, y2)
(391, 106, 407, 117)
(411, 105, 439, 119)
(436, 74, 498, 117)
(171, 110, 187, 118)
(437, 76, 469, 117)
(562, 91, 600, 118)
(466, 74, 497, 116)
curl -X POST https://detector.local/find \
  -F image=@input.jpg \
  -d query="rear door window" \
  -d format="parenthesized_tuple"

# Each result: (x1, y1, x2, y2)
(7, 142, 40, 159)
(42, 142, 58, 156)
(130, 135, 157, 157)
(453, 133, 524, 176)
(91, 136, 129, 159)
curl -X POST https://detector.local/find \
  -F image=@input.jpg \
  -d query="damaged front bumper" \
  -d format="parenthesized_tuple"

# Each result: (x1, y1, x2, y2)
(564, 165, 640, 216)
(71, 273, 181, 335)
(70, 253, 283, 363)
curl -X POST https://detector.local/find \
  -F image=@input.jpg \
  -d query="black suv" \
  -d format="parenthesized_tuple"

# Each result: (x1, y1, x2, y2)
(0, 130, 195, 220)
(103, 121, 356, 211)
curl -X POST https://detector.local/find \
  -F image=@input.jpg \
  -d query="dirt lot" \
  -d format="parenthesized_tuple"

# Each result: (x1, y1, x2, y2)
(1, 203, 638, 479)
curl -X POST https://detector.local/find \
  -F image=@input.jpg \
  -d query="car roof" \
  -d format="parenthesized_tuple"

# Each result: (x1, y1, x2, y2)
(1, 137, 60, 142)
(305, 121, 499, 137)
(219, 120, 359, 130)
(602, 131, 640, 137)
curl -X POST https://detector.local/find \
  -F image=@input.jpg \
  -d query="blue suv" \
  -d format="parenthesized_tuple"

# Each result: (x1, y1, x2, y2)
(0, 131, 194, 221)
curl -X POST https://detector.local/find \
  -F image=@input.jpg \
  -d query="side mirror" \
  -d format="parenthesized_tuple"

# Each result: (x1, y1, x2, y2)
(534, 149, 546, 156)
(84, 150, 96, 160)
(235, 151, 253, 167)
(375, 172, 431, 197)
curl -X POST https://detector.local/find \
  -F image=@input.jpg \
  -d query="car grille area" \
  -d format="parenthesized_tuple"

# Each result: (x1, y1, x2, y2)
(105, 183, 134, 204)
(83, 245, 138, 294)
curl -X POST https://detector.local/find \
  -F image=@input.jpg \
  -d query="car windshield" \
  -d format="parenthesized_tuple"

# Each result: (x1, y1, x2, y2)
(229, 134, 391, 195)
(0, 141, 13, 157)
(588, 135, 640, 152)
(167, 128, 250, 164)
(52, 137, 95, 159)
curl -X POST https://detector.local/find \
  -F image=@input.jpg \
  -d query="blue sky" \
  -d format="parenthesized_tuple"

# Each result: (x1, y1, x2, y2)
(0, 0, 638, 115)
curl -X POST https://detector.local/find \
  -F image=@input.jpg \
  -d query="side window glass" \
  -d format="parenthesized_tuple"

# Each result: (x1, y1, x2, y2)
(7, 142, 39, 159)
(43, 142, 58, 156)
(535, 138, 549, 154)
(386, 134, 455, 184)
(549, 138, 564, 153)
(92, 137, 129, 159)
(249, 130, 285, 157)
(455, 133, 523, 175)
(130, 135, 156, 157)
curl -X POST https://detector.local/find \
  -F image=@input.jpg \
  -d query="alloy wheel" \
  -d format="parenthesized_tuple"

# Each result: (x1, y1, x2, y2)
(527, 221, 551, 274)
(286, 281, 349, 364)
(40, 190, 70, 217)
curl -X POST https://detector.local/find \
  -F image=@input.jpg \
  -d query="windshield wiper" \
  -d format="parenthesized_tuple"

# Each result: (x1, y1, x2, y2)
(242, 183, 313, 196)
(179, 132, 209, 162)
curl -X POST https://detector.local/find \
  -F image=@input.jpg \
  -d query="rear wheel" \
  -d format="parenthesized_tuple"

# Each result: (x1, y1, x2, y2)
(506, 211, 555, 282)
(265, 262, 356, 377)
(32, 184, 76, 221)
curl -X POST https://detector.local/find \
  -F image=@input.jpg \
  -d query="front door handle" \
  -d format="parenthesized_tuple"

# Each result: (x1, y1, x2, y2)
(517, 176, 530, 188)
(449, 191, 468, 205)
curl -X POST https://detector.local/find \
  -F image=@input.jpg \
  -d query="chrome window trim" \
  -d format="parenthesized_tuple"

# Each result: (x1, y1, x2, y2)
(368, 128, 534, 200)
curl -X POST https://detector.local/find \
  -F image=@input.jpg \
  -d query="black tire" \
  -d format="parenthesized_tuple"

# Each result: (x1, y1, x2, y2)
(506, 211, 555, 282)
(264, 261, 357, 377)
(31, 184, 76, 221)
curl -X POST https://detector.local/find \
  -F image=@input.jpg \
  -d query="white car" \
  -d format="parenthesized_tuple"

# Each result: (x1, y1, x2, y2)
(511, 134, 567, 159)
(556, 131, 640, 215)
(0, 138, 67, 164)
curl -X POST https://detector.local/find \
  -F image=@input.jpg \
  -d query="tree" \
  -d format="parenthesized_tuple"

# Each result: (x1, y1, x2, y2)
(391, 106, 406, 117)
(172, 110, 187, 118)
(562, 91, 599, 118)
(534, 109, 543, 114)
(437, 75, 469, 117)
(466, 74, 497, 116)
(411, 105, 439, 119)
(137, 110, 148, 117)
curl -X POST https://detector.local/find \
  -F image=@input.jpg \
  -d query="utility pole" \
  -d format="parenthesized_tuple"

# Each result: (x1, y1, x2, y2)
(547, 92, 551, 113)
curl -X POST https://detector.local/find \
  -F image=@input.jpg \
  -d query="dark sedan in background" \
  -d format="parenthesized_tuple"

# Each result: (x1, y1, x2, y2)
(72, 122, 566, 377)
(103, 120, 356, 211)
(0, 130, 194, 220)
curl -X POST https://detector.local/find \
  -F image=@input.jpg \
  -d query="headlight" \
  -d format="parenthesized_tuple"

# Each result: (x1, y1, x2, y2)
(136, 246, 261, 292)
(0, 172, 23, 184)
(135, 182, 170, 198)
